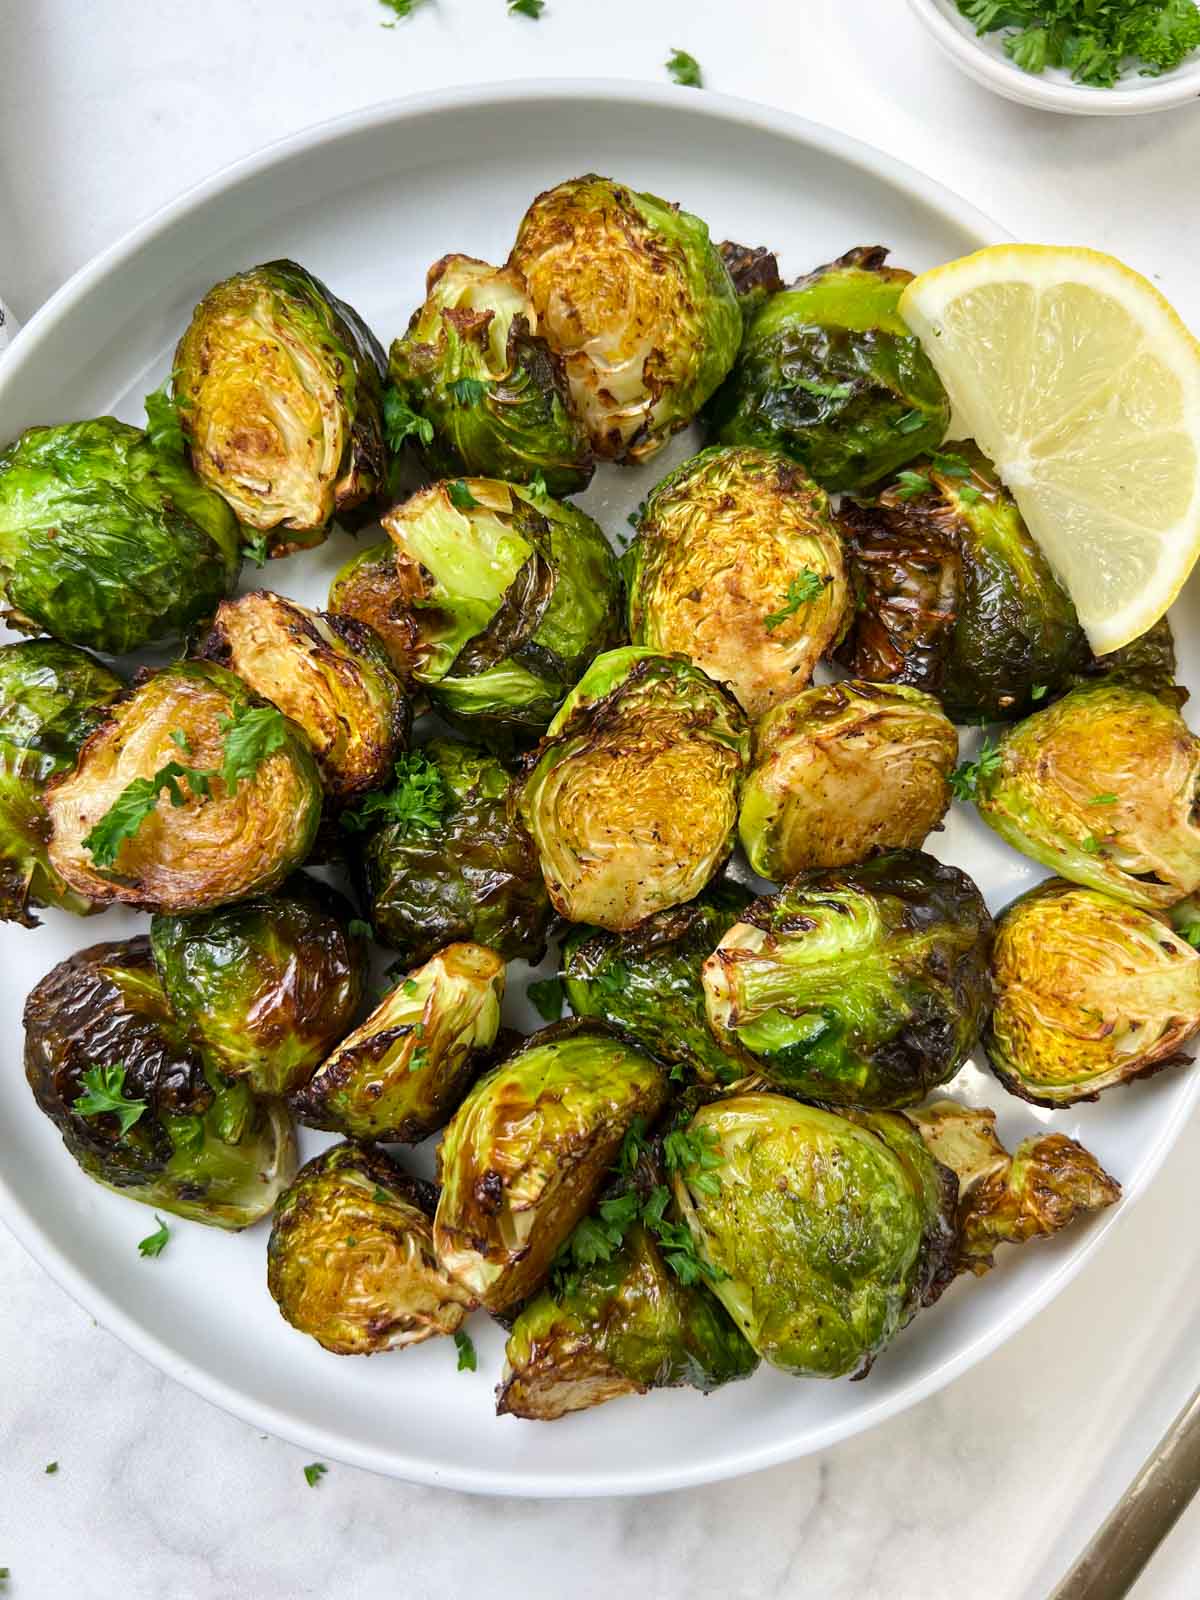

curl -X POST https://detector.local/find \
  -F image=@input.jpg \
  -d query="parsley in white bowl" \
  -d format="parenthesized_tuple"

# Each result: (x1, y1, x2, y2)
(908, 0, 1200, 114)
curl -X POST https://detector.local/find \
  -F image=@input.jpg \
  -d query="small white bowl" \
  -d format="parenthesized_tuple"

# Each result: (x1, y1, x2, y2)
(908, 0, 1200, 115)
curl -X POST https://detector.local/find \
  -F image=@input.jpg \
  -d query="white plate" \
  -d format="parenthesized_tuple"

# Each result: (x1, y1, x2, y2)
(908, 0, 1200, 115)
(0, 80, 1196, 1498)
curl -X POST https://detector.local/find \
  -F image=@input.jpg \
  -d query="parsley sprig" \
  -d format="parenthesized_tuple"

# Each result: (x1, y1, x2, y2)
(666, 48, 703, 86)
(764, 569, 830, 632)
(341, 750, 451, 836)
(73, 1063, 147, 1135)
(949, 737, 1002, 802)
(453, 1329, 478, 1371)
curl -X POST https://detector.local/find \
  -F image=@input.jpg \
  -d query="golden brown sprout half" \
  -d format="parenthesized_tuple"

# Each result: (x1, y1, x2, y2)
(196, 590, 409, 801)
(738, 680, 957, 879)
(267, 1141, 474, 1355)
(45, 661, 322, 914)
(327, 540, 427, 691)
(623, 446, 849, 718)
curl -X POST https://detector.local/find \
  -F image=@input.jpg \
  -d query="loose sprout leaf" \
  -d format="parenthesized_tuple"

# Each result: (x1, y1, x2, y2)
(949, 738, 1001, 801)
(527, 976, 565, 1022)
(449, 376, 487, 407)
(73, 1063, 147, 1135)
(143, 382, 186, 457)
(343, 750, 452, 836)
(383, 385, 434, 449)
(764, 569, 830, 632)
(303, 1462, 327, 1487)
(217, 703, 289, 790)
(137, 1216, 170, 1258)
(666, 47, 703, 86)
(453, 1329, 478, 1371)
(447, 479, 480, 511)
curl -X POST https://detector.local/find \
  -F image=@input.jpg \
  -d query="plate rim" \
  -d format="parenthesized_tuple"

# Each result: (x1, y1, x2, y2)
(3, 77, 1180, 1500)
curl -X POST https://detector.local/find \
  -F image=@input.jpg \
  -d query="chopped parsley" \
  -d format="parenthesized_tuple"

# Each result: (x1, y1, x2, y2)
(956, 0, 1200, 86)
(508, 0, 545, 15)
(408, 1045, 429, 1074)
(303, 1462, 327, 1487)
(663, 1124, 723, 1198)
(527, 976, 565, 1022)
(449, 376, 486, 407)
(45, 1462, 59, 1475)
(347, 919, 374, 941)
(958, 484, 983, 505)
(526, 470, 549, 500)
(453, 1329, 477, 1371)
(1031, 684, 1048, 701)
(787, 377, 854, 402)
(378, 0, 426, 24)
(764, 569, 830, 632)
(930, 450, 972, 478)
(896, 409, 927, 434)
(949, 738, 1002, 801)
(244, 534, 271, 568)
(895, 470, 933, 501)
(447, 479, 480, 511)
(73, 1064, 147, 1136)
(1179, 920, 1200, 948)
(1081, 835, 1103, 853)
(666, 47, 703, 86)
(342, 750, 451, 836)
(1088, 793, 1119, 806)
(372, 1186, 392, 1204)
(137, 1216, 170, 1258)
(383, 386, 434, 449)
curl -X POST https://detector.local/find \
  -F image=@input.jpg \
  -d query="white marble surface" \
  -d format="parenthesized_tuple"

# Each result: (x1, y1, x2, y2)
(2, 2, 1200, 1595)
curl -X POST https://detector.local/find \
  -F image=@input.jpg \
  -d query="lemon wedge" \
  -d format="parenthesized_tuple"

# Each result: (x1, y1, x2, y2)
(900, 246, 1200, 655)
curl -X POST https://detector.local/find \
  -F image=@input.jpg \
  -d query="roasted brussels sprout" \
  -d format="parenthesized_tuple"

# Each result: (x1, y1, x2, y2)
(835, 442, 1088, 721)
(327, 540, 424, 687)
(704, 246, 950, 492)
(355, 738, 552, 965)
(292, 942, 505, 1141)
(0, 640, 124, 924)
(739, 681, 957, 880)
(983, 879, 1200, 1105)
(702, 850, 993, 1108)
(563, 881, 755, 1084)
(268, 1141, 474, 1355)
(379, 478, 621, 732)
(387, 254, 593, 496)
(149, 876, 368, 1097)
(908, 1100, 1120, 1272)
(509, 175, 740, 462)
(672, 1094, 957, 1378)
(516, 648, 751, 931)
(498, 1220, 758, 1420)
(0, 417, 240, 653)
(974, 685, 1200, 910)
(622, 446, 849, 717)
(434, 1022, 669, 1314)
(172, 259, 387, 555)
(718, 239, 785, 329)
(46, 660, 323, 914)
(1067, 617, 1186, 709)
(24, 936, 295, 1227)
(196, 590, 409, 801)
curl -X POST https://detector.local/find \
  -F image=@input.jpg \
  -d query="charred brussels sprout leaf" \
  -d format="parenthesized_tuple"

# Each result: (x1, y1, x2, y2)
(173, 259, 387, 555)
(196, 590, 409, 801)
(268, 1141, 474, 1354)
(434, 1021, 669, 1314)
(357, 737, 552, 965)
(704, 246, 950, 493)
(702, 850, 993, 1108)
(739, 680, 957, 880)
(836, 442, 1089, 722)
(973, 685, 1200, 910)
(292, 942, 505, 1141)
(24, 936, 295, 1227)
(150, 876, 369, 1097)
(672, 1094, 957, 1378)
(0, 640, 124, 925)
(509, 175, 741, 463)
(623, 446, 849, 718)
(1066, 617, 1187, 709)
(498, 1221, 758, 1420)
(909, 1100, 1120, 1271)
(563, 881, 755, 1084)
(517, 648, 751, 931)
(388, 254, 593, 496)
(0, 418, 240, 653)
(718, 240, 785, 330)
(380, 478, 621, 732)
(984, 879, 1200, 1105)
(46, 661, 322, 914)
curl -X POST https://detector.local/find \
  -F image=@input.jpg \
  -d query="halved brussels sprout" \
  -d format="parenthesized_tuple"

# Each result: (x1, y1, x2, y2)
(562, 881, 755, 1084)
(516, 648, 751, 931)
(268, 1141, 474, 1355)
(24, 936, 295, 1227)
(0, 640, 124, 925)
(509, 175, 740, 462)
(497, 1220, 758, 1420)
(357, 737, 552, 966)
(196, 590, 409, 801)
(46, 660, 322, 914)
(149, 875, 368, 1097)
(984, 879, 1200, 1105)
(327, 540, 425, 688)
(974, 686, 1200, 910)
(292, 942, 505, 1141)
(0, 417, 240, 653)
(702, 850, 993, 1108)
(908, 1099, 1120, 1271)
(434, 1022, 669, 1314)
(672, 1094, 957, 1378)
(172, 259, 387, 555)
(704, 246, 950, 492)
(835, 442, 1088, 721)
(739, 681, 957, 880)
(388, 254, 593, 496)
(622, 446, 849, 718)
(378, 478, 621, 732)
